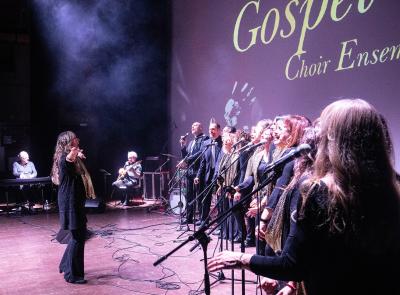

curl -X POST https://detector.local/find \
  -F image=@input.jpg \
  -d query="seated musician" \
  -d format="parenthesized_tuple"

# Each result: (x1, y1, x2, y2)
(112, 151, 142, 206)
(13, 151, 37, 179)
(12, 151, 37, 209)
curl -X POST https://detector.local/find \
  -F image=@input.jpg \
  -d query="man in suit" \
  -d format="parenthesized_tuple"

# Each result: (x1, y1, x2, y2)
(194, 120, 223, 226)
(177, 122, 209, 224)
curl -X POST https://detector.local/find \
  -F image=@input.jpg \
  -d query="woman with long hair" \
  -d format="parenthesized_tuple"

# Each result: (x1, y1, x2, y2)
(260, 126, 319, 294)
(208, 99, 400, 295)
(233, 119, 273, 248)
(252, 115, 310, 255)
(51, 131, 88, 284)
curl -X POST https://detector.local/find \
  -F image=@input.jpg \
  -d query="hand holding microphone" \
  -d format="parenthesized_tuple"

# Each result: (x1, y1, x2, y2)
(179, 132, 189, 146)
(67, 147, 85, 162)
(77, 149, 86, 159)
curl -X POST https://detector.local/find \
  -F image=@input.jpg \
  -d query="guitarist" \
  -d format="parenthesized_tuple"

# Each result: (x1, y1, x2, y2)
(112, 151, 142, 205)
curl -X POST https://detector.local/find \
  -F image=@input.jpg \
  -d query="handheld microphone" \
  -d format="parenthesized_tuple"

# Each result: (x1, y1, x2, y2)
(264, 144, 311, 173)
(180, 132, 189, 140)
(77, 150, 86, 159)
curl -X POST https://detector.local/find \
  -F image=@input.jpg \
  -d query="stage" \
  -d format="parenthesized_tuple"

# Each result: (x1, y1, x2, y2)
(0, 203, 258, 294)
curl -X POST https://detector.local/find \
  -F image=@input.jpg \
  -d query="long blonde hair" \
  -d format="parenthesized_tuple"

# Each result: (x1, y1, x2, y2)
(50, 131, 76, 185)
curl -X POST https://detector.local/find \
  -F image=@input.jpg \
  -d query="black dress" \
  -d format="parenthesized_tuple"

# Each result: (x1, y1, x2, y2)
(57, 153, 87, 283)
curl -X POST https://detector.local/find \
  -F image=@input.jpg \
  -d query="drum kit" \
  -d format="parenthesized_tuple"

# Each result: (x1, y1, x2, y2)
(160, 153, 187, 216)
(167, 169, 187, 216)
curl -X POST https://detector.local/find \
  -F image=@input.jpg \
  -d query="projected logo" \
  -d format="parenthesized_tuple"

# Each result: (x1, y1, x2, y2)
(224, 81, 257, 128)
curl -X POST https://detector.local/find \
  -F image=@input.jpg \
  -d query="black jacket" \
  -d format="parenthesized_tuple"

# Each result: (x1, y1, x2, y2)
(196, 136, 223, 183)
(181, 133, 209, 178)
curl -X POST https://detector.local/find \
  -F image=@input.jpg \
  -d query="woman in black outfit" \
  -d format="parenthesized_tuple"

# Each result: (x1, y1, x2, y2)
(208, 99, 400, 295)
(260, 126, 319, 294)
(51, 131, 87, 284)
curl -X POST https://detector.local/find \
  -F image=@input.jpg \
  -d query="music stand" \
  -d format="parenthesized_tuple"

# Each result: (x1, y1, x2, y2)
(99, 169, 112, 201)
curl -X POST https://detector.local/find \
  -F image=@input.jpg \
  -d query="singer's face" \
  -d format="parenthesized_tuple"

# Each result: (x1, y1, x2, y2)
(252, 124, 264, 143)
(274, 120, 290, 147)
(222, 133, 234, 148)
(261, 128, 273, 144)
(71, 136, 80, 148)
(209, 123, 221, 139)
(250, 126, 257, 141)
(192, 122, 202, 136)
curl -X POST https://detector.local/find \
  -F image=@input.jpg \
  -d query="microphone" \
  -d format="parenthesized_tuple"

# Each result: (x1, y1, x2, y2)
(180, 132, 189, 140)
(232, 138, 246, 149)
(243, 140, 267, 152)
(77, 150, 86, 159)
(264, 144, 311, 173)
(205, 142, 216, 147)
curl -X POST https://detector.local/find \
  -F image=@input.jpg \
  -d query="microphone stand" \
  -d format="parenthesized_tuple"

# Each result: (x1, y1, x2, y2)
(188, 145, 264, 294)
(155, 157, 170, 173)
(166, 144, 211, 225)
(181, 147, 254, 292)
(153, 171, 277, 295)
(188, 144, 256, 218)
(205, 149, 243, 290)
(168, 143, 210, 191)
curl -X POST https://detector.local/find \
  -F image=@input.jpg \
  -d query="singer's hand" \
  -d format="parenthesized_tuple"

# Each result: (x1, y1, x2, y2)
(255, 223, 267, 240)
(67, 147, 81, 162)
(194, 177, 200, 185)
(233, 191, 241, 201)
(176, 159, 186, 168)
(77, 150, 86, 159)
(179, 137, 187, 146)
(246, 207, 259, 217)
(208, 251, 252, 272)
(276, 285, 296, 295)
(258, 277, 279, 295)
(249, 198, 258, 208)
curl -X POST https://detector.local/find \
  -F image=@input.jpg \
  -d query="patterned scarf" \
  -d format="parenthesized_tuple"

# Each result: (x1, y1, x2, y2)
(75, 157, 96, 199)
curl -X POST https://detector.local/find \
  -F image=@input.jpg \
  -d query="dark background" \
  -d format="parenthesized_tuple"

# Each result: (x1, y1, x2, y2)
(0, 0, 171, 199)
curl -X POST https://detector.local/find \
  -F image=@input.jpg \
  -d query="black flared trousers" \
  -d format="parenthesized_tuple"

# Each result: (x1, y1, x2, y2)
(59, 227, 86, 282)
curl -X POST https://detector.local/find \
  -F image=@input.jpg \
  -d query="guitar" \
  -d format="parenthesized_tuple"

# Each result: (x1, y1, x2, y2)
(116, 160, 142, 180)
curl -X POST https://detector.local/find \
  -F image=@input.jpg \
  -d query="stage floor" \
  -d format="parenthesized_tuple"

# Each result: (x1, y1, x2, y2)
(0, 203, 258, 294)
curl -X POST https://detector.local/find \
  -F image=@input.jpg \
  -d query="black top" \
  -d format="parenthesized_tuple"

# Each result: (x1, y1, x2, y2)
(237, 149, 252, 184)
(238, 158, 269, 192)
(237, 146, 294, 198)
(57, 153, 87, 230)
(266, 151, 295, 210)
(249, 181, 400, 295)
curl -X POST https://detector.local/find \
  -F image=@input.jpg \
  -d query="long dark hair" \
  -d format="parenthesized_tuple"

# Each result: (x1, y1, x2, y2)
(50, 131, 76, 185)
(303, 99, 400, 236)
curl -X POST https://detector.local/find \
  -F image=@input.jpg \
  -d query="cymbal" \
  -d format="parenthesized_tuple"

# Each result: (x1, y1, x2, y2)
(161, 153, 178, 158)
